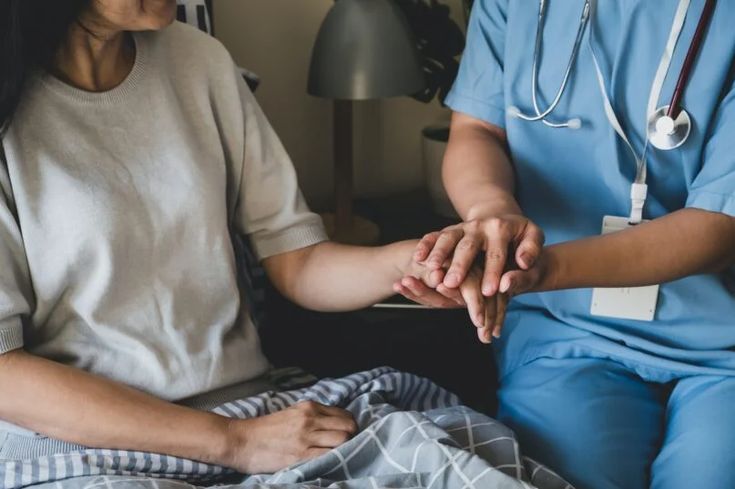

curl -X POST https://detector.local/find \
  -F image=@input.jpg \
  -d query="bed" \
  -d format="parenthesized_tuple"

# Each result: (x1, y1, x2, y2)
(2, 368, 573, 489)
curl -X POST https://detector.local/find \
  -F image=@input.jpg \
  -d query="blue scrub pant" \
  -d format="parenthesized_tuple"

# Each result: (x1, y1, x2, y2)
(497, 357, 735, 489)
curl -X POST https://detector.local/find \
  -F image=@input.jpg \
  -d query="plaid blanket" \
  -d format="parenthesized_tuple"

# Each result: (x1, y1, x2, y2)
(2, 368, 573, 489)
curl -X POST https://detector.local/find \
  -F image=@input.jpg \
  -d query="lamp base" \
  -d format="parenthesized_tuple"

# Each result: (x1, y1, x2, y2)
(321, 213, 380, 245)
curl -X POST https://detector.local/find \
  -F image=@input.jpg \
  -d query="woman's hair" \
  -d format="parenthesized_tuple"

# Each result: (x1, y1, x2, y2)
(0, 0, 90, 133)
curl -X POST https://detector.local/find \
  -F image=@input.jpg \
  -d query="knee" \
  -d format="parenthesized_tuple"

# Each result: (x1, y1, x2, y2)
(652, 426, 735, 489)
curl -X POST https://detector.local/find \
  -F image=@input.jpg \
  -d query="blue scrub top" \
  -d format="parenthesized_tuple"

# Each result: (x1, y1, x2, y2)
(446, 0, 735, 382)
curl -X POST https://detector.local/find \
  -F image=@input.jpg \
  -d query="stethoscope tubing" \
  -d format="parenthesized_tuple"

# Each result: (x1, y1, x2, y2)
(667, 0, 716, 119)
(513, 0, 717, 144)
(531, 0, 590, 127)
(511, 0, 590, 124)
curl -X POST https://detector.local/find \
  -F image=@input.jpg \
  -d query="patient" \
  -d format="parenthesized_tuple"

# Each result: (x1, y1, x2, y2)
(0, 0, 494, 476)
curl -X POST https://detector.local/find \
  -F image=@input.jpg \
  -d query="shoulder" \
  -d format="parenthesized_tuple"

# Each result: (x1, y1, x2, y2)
(139, 21, 235, 75)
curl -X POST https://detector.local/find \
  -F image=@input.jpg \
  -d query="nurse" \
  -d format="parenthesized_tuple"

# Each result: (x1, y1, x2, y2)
(397, 1, 735, 488)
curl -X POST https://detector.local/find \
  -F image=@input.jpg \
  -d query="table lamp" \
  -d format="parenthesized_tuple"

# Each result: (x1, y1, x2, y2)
(308, 0, 427, 244)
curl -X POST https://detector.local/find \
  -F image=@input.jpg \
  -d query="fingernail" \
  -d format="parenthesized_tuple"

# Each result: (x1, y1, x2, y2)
(500, 280, 511, 294)
(446, 273, 459, 285)
(483, 284, 497, 297)
(475, 313, 484, 327)
(493, 326, 502, 339)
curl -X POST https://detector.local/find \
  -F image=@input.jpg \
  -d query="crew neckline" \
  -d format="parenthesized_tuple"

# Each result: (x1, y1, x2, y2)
(40, 32, 148, 105)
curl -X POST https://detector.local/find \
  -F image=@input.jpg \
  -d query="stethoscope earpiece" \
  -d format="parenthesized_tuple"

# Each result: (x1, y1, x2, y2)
(508, 106, 583, 130)
(507, 105, 522, 119)
(566, 118, 582, 130)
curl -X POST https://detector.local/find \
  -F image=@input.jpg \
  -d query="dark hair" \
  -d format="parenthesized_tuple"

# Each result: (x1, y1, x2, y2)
(0, 0, 90, 133)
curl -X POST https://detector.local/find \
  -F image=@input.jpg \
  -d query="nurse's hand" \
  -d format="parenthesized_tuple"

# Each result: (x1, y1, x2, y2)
(414, 215, 545, 296)
(498, 251, 553, 298)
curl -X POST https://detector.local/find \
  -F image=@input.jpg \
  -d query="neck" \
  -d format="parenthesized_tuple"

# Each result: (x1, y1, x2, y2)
(53, 22, 135, 92)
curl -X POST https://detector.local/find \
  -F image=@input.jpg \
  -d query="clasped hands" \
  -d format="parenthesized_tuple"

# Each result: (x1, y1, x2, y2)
(395, 215, 546, 344)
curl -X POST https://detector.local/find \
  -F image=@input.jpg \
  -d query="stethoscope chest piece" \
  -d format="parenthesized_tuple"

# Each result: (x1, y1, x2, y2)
(647, 105, 691, 150)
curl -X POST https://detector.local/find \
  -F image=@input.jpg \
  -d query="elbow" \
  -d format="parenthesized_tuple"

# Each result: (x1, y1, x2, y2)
(262, 244, 322, 306)
(726, 216, 735, 269)
(703, 212, 735, 273)
(0, 348, 24, 366)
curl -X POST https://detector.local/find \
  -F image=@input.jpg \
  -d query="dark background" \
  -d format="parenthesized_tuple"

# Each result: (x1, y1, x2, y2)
(259, 192, 499, 415)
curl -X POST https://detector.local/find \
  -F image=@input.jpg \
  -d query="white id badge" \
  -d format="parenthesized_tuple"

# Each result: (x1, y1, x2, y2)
(590, 216, 659, 322)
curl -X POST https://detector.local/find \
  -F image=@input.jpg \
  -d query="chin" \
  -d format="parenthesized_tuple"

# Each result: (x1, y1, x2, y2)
(144, 0, 177, 30)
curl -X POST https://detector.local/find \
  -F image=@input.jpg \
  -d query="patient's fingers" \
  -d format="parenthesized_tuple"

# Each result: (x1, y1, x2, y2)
(443, 234, 481, 289)
(414, 232, 440, 262)
(459, 278, 485, 329)
(394, 280, 461, 309)
(436, 283, 466, 307)
(427, 229, 463, 269)
(308, 429, 352, 449)
(312, 405, 359, 433)
(425, 268, 446, 289)
(304, 447, 332, 460)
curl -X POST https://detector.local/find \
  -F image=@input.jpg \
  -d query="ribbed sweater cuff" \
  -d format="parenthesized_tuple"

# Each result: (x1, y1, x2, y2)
(252, 219, 328, 260)
(0, 433, 84, 460)
(0, 318, 24, 354)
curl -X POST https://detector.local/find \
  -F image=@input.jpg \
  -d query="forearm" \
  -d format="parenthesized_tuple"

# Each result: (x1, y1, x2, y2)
(0, 350, 231, 464)
(537, 208, 735, 291)
(443, 113, 521, 220)
(264, 240, 417, 312)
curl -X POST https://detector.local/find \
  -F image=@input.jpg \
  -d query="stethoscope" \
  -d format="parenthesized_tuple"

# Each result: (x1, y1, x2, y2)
(508, 0, 716, 224)
(508, 0, 716, 151)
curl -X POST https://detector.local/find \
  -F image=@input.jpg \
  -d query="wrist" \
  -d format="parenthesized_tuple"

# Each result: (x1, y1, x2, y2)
(465, 196, 522, 221)
(206, 414, 240, 468)
(535, 246, 564, 292)
(393, 239, 421, 277)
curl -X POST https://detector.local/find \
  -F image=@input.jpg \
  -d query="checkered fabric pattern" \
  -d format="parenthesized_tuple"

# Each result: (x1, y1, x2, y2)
(3, 368, 573, 489)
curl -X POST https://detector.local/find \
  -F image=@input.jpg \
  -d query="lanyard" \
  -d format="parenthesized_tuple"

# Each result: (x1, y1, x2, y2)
(588, 0, 691, 223)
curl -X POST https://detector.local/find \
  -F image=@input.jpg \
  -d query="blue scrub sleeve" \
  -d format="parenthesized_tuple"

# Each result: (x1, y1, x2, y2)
(445, 0, 508, 128)
(686, 80, 735, 217)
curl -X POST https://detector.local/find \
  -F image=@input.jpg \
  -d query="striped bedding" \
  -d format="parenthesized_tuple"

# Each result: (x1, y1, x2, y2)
(2, 367, 573, 489)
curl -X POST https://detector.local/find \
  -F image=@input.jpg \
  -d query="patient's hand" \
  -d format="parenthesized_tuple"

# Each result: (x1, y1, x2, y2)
(225, 401, 358, 474)
(397, 260, 506, 344)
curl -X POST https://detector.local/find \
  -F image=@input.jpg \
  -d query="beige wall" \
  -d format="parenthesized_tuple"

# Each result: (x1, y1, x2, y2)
(214, 0, 462, 210)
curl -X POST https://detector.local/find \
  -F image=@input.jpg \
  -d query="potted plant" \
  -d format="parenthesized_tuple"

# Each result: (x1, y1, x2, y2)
(396, 0, 474, 217)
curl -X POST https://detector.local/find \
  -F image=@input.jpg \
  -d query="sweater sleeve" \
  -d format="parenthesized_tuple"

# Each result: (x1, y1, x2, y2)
(0, 146, 32, 354)
(231, 72, 328, 260)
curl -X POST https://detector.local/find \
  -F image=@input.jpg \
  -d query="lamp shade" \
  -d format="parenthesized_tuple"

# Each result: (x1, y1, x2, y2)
(308, 0, 427, 100)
